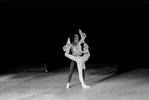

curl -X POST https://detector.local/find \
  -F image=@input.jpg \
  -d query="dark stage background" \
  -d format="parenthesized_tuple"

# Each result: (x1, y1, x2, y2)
(0, 0, 148, 73)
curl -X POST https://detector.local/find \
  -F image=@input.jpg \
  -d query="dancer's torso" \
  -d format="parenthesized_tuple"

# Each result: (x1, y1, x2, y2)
(71, 43, 82, 56)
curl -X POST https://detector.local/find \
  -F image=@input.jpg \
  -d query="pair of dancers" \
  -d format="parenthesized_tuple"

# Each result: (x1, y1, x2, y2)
(63, 29, 90, 89)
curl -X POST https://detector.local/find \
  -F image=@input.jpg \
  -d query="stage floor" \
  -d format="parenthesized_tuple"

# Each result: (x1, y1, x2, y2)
(0, 66, 148, 100)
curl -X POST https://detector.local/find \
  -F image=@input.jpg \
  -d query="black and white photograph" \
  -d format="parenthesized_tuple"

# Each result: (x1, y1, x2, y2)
(0, 0, 148, 100)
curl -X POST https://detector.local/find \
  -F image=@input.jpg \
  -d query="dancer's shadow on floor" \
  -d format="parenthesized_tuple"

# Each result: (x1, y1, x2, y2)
(68, 71, 117, 89)
(87, 68, 149, 87)
(85, 65, 117, 86)
(87, 72, 116, 86)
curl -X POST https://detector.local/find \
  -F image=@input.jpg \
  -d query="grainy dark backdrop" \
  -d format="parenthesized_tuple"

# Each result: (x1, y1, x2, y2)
(0, 0, 148, 73)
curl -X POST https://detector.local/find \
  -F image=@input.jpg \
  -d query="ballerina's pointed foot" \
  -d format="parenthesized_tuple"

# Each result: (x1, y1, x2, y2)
(82, 85, 90, 88)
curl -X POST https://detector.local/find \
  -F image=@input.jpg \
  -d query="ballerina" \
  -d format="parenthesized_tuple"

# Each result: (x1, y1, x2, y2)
(63, 29, 90, 88)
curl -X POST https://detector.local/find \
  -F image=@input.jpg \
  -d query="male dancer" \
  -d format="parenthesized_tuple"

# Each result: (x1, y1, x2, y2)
(66, 34, 85, 89)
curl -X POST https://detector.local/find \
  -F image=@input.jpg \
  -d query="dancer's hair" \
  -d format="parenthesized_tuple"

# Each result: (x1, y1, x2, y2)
(71, 34, 79, 45)
(73, 34, 79, 39)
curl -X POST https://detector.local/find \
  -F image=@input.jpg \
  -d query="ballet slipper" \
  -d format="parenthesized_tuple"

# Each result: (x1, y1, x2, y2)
(82, 84, 90, 88)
